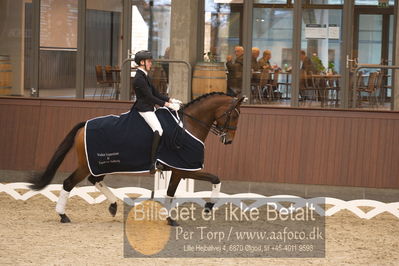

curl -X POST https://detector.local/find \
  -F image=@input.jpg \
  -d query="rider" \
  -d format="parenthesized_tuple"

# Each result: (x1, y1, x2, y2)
(133, 50, 182, 174)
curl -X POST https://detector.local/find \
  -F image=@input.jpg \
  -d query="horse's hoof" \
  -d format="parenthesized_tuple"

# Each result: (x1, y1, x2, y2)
(204, 202, 215, 213)
(109, 202, 117, 217)
(59, 214, 71, 223)
(167, 217, 179, 227)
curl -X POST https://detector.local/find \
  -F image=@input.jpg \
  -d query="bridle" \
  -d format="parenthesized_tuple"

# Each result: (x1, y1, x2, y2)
(179, 98, 241, 138)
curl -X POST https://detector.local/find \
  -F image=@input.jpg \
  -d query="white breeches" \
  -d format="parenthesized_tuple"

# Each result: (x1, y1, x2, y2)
(139, 111, 163, 136)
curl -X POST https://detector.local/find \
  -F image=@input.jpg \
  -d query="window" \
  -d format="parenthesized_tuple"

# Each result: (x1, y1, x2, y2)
(38, 0, 78, 98)
(84, 0, 123, 99)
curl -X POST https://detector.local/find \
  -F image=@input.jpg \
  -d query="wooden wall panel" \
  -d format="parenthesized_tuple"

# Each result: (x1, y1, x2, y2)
(0, 100, 40, 170)
(1, 97, 399, 188)
(203, 107, 399, 188)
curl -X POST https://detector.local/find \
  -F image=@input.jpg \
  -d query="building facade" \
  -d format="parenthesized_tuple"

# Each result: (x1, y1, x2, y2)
(0, 0, 398, 110)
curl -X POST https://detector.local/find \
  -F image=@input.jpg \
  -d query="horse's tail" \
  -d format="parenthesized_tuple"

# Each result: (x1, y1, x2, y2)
(29, 121, 86, 191)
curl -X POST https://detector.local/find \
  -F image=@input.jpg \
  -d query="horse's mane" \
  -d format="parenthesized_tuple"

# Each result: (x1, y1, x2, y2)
(183, 92, 228, 109)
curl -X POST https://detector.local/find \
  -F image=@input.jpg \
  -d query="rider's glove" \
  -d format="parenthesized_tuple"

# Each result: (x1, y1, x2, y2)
(169, 103, 180, 111)
(170, 98, 183, 105)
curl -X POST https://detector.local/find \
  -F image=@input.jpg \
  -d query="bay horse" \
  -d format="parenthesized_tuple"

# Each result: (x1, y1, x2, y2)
(29, 92, 244, 226)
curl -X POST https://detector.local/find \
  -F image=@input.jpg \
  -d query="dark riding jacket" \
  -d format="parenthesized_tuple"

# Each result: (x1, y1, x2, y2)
(133, 68, 170, 112)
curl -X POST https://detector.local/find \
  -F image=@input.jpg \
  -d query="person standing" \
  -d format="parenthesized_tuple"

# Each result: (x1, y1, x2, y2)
(226, 46, 244, 96)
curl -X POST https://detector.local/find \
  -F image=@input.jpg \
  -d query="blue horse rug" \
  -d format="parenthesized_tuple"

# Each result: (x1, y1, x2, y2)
(84, 108, 204, 176)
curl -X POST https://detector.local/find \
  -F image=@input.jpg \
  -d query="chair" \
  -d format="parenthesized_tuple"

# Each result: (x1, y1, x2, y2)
(356, 71, 378, 107)
(375, 71, 385, 105)
(104, 65, 120, 99)
(300, 71, 319, 106)
(264, 70, 281, 101)
(332, 77, 341, 105)
(251, 70, 268, 104)
(94, 65, 112, 99)
(258, 69, 270, 103)
(112, 65, 121, 99)
(325, 76, 340, 106)
(259, 69, 270, 88)
(355, 70, 366, 89)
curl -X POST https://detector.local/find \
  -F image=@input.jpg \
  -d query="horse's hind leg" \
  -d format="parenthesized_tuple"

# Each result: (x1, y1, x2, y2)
(56, 167, 89, 223)
(88, 175, 118, 217)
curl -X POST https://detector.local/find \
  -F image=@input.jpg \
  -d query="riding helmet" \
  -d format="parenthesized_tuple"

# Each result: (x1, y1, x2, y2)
(134, 50, 153, 65)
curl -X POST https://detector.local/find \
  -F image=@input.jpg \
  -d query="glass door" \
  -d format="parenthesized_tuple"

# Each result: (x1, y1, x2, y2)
(85, 0, 123, 99)
(203, 1, 242, 96)
(355, 14, 385, 65)
(204, 1, 242, 62)
(252, 6, 293, 104)
(300, 7, 343, 108)
(353, 7, 394, 105)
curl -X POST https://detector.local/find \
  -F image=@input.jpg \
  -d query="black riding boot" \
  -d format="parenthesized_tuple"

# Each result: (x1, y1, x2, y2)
(149, 131, 161, 174)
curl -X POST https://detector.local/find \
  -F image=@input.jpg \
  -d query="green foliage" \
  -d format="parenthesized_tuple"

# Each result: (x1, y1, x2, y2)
(328, 61, 336, 73)
(311, 55, 325, 73)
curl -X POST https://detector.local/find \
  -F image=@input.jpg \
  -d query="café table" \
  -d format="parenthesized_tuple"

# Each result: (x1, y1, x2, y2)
(311, 74, 341, 107)
(278, 71, 291, 99)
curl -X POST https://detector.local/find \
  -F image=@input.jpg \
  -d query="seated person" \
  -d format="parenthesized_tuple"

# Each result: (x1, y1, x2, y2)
(300, 50, 316, 75)
(251, 47, 260, 72)
(299, 50, 316, 99)
(257, 50, 275, 87)
(258, 49, 278, 71)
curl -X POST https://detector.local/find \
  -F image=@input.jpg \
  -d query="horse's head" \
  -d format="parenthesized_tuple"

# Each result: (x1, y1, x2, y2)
(214, 96, 245, 145)
(181, 92, 245, 144)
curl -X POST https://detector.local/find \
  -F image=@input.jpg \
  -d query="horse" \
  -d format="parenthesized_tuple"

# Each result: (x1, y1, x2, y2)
(29, 92, 245, 226)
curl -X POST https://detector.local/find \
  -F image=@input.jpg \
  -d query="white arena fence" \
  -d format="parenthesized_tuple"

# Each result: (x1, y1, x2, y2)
(1, 182, 399, 220)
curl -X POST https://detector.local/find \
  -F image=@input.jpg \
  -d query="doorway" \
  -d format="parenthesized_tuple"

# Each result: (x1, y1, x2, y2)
(353, 7, 394, 104)
(353, 8, 394, 65)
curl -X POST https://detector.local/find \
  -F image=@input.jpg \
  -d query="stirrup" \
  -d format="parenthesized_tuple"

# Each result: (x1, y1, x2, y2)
(156, 162, 164, 171)
(149, 163, 157, 174)
(150, 162, 164, 174)
(150, 161, 165, 175)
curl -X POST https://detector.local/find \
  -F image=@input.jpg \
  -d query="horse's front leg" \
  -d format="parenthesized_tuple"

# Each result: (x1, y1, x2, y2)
(183, 171, 221, 213)
(164, 170, 182, 226)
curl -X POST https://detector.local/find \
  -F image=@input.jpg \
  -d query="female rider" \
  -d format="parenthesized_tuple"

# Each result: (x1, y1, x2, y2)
(133, 50, 181, 174)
